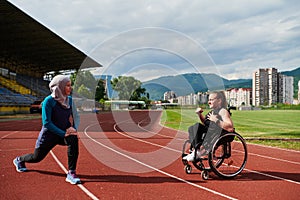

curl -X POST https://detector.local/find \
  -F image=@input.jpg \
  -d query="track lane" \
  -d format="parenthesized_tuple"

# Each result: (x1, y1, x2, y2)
(0, 130, 92, 200)
(78, 111, 298, 199)
(1, 111, 299, 199)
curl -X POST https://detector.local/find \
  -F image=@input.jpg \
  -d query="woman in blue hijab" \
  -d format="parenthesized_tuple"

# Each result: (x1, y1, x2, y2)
(13, 75, 81, 185)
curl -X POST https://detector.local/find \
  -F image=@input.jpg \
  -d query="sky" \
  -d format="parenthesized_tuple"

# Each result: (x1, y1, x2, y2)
(8, 0, 300, 82)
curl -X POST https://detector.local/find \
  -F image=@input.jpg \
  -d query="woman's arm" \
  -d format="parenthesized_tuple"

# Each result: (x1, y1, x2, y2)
(68, 96, 80, 130)
(218, 108, 234, 132)
(65, 96, 80, 137)
(71, 98, 80, 130)
(195, 108, 205, 124)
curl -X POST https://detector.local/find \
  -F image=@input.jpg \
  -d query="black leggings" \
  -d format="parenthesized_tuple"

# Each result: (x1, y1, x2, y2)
(188, 123, 207, 148)
(189, 122, 225, 152)
(19, 135, 79, 171)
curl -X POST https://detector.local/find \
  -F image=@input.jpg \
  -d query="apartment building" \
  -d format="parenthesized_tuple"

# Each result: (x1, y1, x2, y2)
(225, 88, 252, 107)
(252, 68, 294, 106)
(278, 74, 294, 104)
(176, 92, 209, 106)
(163, 91, 177, 102)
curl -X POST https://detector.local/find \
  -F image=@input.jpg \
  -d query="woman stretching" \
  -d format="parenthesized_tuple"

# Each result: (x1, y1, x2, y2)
(13, 75, 81, 184)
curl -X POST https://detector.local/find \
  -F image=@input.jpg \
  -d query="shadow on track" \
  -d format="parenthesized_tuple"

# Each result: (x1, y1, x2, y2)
(28, 170, 204, 184)
(234, 171, 300, 182)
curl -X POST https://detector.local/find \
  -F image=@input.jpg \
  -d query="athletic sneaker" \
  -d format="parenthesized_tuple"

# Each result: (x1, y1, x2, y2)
(13, 157, 27, 172)
(182, 150, 201, 162)
(66, 171, 81, 184)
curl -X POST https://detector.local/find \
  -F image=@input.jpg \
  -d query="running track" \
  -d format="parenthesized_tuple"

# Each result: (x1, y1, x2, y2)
(0, 111, 299, 199)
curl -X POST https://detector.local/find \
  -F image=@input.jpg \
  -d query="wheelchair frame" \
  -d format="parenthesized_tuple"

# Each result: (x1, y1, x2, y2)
(182, 131, 248, 180)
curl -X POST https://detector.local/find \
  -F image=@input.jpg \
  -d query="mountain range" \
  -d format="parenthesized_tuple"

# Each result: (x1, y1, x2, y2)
(142, 67, 300, 100)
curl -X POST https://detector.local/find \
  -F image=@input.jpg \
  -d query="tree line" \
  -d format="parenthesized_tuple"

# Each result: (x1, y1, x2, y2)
(70, 70, 151, 105)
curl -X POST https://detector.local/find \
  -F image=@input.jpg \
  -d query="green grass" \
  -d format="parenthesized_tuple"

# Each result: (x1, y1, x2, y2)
(231, 110, 300, 138)
(161, 109, 300, 150)
(0, 114, 41, 122)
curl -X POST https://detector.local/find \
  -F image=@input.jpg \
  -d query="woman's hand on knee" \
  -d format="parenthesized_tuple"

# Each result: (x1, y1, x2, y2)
(65, 127, 78, 137)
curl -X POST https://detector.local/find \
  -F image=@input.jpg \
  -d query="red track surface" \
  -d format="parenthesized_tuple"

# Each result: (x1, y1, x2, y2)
(1, 111, 299, 200)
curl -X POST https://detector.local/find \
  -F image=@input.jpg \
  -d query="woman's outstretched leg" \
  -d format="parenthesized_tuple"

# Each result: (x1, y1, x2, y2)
(13, 147, 53, 172)
(64, 135, 80, 184)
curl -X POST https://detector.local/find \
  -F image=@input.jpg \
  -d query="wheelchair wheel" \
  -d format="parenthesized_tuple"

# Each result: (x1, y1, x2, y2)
(184, 164, 192, 174)
(208, 132, 247, 179)
(201, 170, 209, 180)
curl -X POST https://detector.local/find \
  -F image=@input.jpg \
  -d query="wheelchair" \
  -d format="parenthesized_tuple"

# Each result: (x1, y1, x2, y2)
(182, 127, 248, 180)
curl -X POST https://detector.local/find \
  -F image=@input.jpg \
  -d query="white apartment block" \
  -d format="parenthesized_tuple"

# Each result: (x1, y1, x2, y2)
(176, 92, 209, 106)
(163, 91, 176, 101)
(252, 68, 294, 106)
(225, 88, 252, 107)
(174, 90, 253, 107)
(177, 93, 194, 105)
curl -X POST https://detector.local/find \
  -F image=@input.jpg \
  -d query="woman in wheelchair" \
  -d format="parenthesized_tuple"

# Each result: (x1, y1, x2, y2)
(183, 91, 234, 162)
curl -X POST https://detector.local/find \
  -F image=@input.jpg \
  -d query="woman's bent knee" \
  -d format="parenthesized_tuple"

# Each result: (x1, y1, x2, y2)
(65, 135, 78, 145)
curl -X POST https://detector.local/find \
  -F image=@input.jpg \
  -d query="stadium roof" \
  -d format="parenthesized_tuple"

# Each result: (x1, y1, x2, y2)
(0, 1, 102, 77)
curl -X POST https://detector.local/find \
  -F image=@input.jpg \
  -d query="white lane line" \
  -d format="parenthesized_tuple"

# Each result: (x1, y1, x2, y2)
(114, 124, 182, 153)
(0, 131, 19, 140)
(243, 168, 300, 185)
(248, 152, 300, 165)
(158, 125, 300, 165)
(137, 122, 187, 141)
(1, 117, 98, 199)
(84, 123, 237, 200)
(107, 120, 300, 186)
(50, 150, 99, 200)
(247, 142, 300, 153)
(158, 117, 300, 161)
(137, 113, 187, 140)
(0, 131, 32, 152)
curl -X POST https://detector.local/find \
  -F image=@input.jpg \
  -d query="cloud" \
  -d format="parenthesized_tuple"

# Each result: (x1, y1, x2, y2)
(85, 27, 220, 82)
(8, 0, 300, 81)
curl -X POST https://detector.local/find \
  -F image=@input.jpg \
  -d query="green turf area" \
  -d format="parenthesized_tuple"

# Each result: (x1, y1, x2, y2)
(161, 109, 300, 150)
(0, 114, 41, 121)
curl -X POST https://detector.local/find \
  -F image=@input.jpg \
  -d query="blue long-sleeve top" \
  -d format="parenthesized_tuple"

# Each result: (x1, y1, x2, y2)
(41, 95, 80, 138)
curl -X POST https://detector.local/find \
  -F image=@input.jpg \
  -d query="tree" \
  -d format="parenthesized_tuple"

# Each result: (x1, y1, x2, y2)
(95, 79, 106, 101)
(71, 70, 97, 92)
(77, 85, 92, 98)
(111, 76, 148, 100)
(70, 70, 106, 100)
(130, 86, 146, 101)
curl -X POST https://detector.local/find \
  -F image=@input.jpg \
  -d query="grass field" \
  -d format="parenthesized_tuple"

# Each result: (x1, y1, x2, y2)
(0, 113, 41, 121)
(160, 109, 300, 150)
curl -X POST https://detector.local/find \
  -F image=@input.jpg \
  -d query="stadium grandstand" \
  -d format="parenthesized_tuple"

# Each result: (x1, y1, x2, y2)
(0, 1, 102, 115)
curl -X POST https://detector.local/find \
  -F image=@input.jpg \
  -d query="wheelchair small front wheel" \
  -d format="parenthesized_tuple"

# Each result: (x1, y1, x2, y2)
(201, 170, 209, 180)
(184, 164, 192, 174)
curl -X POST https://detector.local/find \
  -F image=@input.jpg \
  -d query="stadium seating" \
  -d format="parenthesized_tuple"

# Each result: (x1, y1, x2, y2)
(0, 75, 45, 107)
(16, 74, 50, 97)
(0, 86, 38, 106)
(0, 75, 33, 95)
